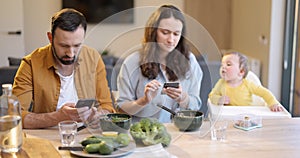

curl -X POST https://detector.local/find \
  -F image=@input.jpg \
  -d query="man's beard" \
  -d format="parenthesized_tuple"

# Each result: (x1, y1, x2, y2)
(52, 46, 76, 65)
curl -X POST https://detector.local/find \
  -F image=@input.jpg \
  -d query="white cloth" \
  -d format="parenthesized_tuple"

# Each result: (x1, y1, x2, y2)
(56, 71, 78, 110)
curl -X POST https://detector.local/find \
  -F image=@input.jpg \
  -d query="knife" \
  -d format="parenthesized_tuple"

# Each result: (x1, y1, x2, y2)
(77, 125, 86, 132)
(58, 146, 84, 151)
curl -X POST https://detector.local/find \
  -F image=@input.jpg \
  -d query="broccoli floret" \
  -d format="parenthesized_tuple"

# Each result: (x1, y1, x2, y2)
(139, 117, 152, 134)
(116, 133, 131, 146)
(130, 122, 147, 139)
(130, 118, 172, 147)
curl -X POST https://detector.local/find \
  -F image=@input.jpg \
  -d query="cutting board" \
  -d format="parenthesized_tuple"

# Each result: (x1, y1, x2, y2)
(1, 137, 61, 158)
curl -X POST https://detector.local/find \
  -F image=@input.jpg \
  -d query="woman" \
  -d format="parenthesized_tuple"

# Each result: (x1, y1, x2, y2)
(116, 5, 203, 123)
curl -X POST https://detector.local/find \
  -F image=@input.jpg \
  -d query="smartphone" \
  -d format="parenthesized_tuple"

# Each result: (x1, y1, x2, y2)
(163, 82, 179, 88)
(75, 99, 97, 109)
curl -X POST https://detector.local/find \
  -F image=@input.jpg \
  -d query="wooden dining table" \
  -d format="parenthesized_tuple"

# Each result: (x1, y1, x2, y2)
(1, 117, 298, 158)
(166, 118, 300, 158)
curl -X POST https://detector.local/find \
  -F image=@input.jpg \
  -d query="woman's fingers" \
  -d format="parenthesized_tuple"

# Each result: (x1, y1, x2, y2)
(146, 80, 161, 90)
(165, 86, 182, 100)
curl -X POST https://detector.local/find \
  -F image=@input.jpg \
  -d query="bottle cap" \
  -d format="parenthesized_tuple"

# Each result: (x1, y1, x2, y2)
(2, 84, 12, 90)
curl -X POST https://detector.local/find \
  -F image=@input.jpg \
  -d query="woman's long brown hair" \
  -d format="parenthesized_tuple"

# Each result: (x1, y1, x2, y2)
(140, 5, 190, 81)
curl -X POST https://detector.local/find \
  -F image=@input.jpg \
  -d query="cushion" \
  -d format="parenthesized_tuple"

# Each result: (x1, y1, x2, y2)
(0, 66, 19, 95)
(8, 57, 22, 66)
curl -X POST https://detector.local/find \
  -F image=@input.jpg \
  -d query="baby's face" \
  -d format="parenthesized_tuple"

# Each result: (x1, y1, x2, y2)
(220, 54, 243, 82)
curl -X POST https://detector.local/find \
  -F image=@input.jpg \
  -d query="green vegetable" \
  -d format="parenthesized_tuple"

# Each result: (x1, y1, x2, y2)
(110, 116, 129, 122)
(80, 133, 132, 155)
(99, 141, 114, 155)
(99, 136, 119, 149)
(116, 133, 131, 146)
(130, 118, 171, 147)
(80, 137, 102, 147)
(87, 135, 119, 149)
(85, 143, 101, 153)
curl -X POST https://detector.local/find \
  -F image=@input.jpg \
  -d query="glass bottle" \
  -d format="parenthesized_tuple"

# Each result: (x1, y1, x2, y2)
(0, 84, 22, 153)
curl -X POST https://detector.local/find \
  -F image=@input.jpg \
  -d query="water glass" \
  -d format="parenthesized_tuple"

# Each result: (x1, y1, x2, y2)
(211, 120, 228, 141)
(58, 121, 77, 146)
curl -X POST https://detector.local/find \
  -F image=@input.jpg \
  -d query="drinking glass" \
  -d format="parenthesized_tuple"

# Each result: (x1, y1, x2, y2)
(58, 121, 77, 146)
(211, 120, 228, 141)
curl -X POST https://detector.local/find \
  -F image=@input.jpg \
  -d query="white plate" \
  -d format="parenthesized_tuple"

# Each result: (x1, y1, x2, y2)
(70, 141, 136, 158)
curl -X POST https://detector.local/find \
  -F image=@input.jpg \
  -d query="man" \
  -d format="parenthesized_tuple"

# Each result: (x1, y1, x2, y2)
(13, 8, 115, 129)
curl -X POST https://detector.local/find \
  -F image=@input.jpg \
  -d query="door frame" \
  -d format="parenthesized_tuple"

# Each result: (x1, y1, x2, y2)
(281, 0, 299, 116)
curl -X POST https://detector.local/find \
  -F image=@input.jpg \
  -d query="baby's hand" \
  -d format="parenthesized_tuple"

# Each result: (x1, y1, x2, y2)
(269, 104, 284, 112)
(218, 96, 230, 105)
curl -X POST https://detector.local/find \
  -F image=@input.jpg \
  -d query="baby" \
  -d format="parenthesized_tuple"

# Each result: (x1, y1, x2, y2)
(209, 51, 283, 112)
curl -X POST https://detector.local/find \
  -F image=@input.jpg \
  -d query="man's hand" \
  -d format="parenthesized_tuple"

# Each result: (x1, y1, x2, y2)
(83, 107, 111, 129)
(77, 106, 93, 122)
(59, 103, 90, 122)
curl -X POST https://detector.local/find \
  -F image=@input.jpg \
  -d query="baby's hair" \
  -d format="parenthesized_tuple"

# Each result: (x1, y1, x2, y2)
(223, 51, 249, 78)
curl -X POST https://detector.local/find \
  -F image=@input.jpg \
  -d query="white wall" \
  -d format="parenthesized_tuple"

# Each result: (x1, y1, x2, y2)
(23, 0, 61, 54)
(268, 0, 285, 99)
(0, 0, 25, 66)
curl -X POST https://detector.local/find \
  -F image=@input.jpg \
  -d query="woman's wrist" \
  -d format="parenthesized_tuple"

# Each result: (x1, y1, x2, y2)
(136, 96, 149, 106)
(177, 92, 189, 108)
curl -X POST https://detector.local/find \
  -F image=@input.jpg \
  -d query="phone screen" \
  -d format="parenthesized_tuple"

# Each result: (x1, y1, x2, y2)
(163, 82, 179, 88)
(75, 99, 97, 109)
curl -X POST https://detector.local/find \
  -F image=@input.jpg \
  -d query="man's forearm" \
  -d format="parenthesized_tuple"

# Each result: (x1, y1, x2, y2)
(23, 111, 67, 129)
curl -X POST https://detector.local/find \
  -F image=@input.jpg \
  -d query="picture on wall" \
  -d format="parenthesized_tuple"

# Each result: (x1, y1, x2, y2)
(62, 0, 134, 24)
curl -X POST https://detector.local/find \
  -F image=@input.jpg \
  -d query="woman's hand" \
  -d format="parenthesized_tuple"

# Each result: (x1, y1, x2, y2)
(163, 85, 182, 102)
(164, 85, 190, 108)
(143, 80, 161, 103)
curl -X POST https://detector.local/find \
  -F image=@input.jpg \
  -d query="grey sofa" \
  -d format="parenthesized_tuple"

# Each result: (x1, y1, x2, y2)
(0, 57, 21, 95)
(0, 64, 20, 95)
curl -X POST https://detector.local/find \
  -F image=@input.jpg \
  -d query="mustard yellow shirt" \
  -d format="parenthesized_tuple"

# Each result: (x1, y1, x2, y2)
(13, 44, 115, 122)
(209, 79, 279, 107)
